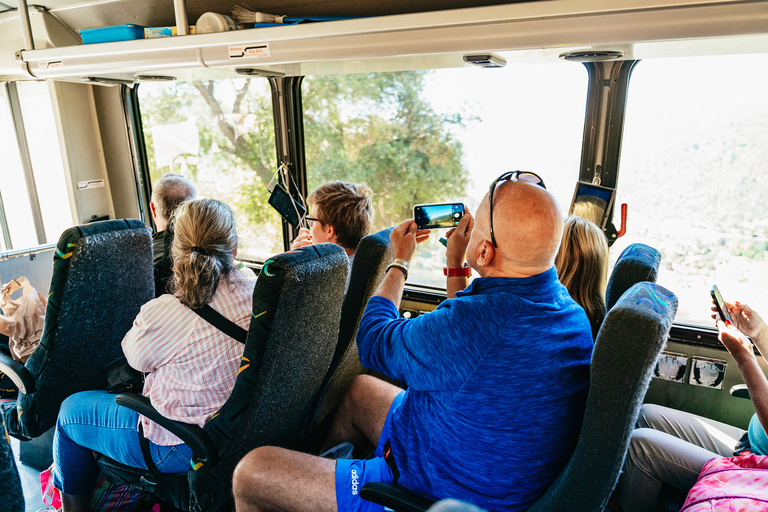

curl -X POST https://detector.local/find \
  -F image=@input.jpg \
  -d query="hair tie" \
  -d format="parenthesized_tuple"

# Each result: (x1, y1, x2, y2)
(191, 246, 209, 256)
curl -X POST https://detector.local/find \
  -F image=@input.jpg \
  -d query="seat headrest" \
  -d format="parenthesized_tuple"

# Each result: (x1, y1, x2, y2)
(606, 243, 661, 311)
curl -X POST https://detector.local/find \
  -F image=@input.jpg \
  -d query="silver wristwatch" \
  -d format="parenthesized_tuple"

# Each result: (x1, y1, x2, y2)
(386, 258, 410, 279)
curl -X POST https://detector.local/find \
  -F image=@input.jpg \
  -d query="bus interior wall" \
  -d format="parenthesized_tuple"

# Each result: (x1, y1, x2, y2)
(0, 1, 766, 509)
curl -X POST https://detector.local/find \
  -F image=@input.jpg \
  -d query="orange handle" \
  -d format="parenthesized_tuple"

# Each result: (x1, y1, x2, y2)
(616, 203, 627, 238)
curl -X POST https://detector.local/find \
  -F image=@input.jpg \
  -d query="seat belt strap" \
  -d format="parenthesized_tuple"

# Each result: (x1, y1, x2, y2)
(189, 304, 248, 344)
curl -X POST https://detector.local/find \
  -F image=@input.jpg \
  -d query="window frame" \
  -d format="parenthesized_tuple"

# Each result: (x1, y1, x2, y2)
(0, 81, 48, 248)
(125, 60, 737, 343)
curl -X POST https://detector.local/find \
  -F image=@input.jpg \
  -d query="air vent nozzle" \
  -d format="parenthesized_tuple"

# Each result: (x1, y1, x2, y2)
(463, 54, 506, 68)
(559, 51, 624, 62)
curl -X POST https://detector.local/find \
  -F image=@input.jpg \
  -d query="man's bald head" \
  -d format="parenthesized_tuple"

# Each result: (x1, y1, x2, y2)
(151, 174, 197, 231)
(468, 180, 563, 277)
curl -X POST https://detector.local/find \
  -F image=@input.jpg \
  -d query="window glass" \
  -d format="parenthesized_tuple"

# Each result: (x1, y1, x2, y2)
(17, 81, 72, 243)
(303, 65, 588, 287)
(0, 85, 37, 250)
(617, 54, 768, 326)
(138, 79, 280, 261)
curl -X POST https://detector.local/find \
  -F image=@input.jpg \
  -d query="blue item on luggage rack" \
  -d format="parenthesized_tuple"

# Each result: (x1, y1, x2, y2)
(80, 24, 145, 44)
(250, 16, 361, 28)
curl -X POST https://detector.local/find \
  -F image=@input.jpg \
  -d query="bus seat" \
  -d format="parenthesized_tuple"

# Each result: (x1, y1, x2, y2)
(0, 432, 24, 512)
(606, 243, 661, 311)
(95, 243, 349, 512)
(305, 228, 392, 437)
(154, 217, 175, 297)
(0, 219, 154, 441)
(427, 499, 484, 512)
(360, 282, 678, 512)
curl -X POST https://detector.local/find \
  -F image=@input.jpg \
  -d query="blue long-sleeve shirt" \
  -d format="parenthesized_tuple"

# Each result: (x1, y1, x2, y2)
(357, 267, 593, 511)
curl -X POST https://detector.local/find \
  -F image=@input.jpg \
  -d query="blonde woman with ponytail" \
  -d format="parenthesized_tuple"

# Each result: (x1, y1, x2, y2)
(555, 215, 609, 339)
(52, 199, 256, 512)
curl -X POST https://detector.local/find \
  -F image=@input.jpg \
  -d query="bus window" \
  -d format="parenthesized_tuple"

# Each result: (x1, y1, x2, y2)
(0, 84, 42, 250)
(617, 54, 768, 326)
(138, 79, 280, 262)
(16, 81, 71, 244)
(302, 64, 588, 288)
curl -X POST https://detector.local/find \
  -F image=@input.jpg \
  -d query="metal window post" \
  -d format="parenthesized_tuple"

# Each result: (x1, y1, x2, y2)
(174, 0, 189, 36)
(17, 0, 35, 50)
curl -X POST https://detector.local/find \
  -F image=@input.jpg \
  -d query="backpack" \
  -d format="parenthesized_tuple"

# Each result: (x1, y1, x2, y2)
(682, 454, 768, 511)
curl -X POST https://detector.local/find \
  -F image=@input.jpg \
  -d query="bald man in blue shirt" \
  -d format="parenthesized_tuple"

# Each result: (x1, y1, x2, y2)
(233, 175, 593, 512)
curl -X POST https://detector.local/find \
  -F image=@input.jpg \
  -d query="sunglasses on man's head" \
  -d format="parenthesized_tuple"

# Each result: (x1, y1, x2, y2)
(488, 171, 546, 248)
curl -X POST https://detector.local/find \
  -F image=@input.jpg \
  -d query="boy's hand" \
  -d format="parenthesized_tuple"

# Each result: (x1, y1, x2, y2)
(291, 228, 313, 249)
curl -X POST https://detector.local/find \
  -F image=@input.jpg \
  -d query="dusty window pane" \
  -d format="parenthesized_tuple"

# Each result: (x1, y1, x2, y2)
(0, 86, 37, 250)
(17, 81, 71, 244)
(138, 79, 280, 262)
(617, 54, 768, 326)
(303, 65, 588, 288)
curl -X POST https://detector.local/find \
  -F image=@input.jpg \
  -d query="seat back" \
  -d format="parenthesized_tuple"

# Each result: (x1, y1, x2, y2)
(189, 243, 348, 512)
(153, 219, 175, 297)
(605, 243, 661, 311)
(307, 228, 392, 433)
(12, 220, 154, 439)
(0, 433, 24, 512)
(528, 282, 677, 512)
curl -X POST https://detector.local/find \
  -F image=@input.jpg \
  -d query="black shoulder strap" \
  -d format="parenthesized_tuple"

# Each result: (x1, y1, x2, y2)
(190, 304, 248, 344)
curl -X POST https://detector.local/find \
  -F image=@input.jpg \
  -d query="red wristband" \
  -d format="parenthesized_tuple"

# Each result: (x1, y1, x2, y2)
(444, 264, 471, 277)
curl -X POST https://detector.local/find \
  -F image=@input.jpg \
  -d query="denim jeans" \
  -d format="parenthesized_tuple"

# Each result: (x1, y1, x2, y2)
(53, 390, 192, 494)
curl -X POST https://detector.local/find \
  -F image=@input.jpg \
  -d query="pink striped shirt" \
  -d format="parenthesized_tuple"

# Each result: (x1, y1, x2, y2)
(122, 275, 256, 446)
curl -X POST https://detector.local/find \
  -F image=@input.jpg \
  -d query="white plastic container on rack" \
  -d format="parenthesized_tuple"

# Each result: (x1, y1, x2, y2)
(195, 13, 239, 34)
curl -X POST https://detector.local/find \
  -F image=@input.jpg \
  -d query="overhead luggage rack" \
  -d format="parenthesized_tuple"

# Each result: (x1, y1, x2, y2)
(10, 0, 768, 82)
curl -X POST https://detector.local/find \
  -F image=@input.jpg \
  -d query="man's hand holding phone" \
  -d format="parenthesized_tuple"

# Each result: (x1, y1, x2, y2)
(445, 210, 473, 268)
(390, 219, 430, 262)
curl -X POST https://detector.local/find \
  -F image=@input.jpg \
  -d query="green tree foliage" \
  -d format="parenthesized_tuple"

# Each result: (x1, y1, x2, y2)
(139, 71, 470, 255)
(303, 71, 471, 230)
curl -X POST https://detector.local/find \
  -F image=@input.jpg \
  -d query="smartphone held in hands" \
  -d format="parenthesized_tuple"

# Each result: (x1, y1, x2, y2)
(414, 203, 464, 229)
(711, 285, 733, 324)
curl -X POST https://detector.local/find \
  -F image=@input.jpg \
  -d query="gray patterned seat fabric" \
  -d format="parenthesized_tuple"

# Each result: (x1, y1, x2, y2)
(306, 228, 392, 434)
(605, 243, 662, 311)
(0, 219, 154, 440)
(96, 242, 349, 512)
(0, 433, 24, 512)
(527, 282, 677, 512)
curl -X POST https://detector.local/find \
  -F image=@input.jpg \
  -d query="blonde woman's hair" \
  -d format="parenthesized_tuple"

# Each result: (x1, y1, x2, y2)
(308, 181, 374, 250)
(170, 198, 238, 309)
(571, 196, 606, 227)
(556, 215, 609, 338)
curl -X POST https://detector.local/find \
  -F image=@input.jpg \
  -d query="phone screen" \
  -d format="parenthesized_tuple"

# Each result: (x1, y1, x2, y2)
(710, 285, 733, 324)
(414, 203, 464, 229)
(268, 183, 306, 229)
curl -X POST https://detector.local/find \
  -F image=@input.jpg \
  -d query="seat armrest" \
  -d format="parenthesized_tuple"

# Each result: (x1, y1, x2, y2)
(115, 392, 218, 466)
(0, 351, 35, 394)
(730, 384, 750, 400)
(360, 482, 435, 512)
